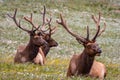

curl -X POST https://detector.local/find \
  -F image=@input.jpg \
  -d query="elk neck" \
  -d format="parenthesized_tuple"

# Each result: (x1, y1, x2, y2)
(77, 49, 95, 75)
(25, 39, 40, 60)
(41, 44, 50, 57)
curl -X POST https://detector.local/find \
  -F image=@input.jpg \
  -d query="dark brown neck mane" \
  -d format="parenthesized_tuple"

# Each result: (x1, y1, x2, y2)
(24, 39, 40, 61)
(41, 45, 50, 57)
(77, 49, 95, 75)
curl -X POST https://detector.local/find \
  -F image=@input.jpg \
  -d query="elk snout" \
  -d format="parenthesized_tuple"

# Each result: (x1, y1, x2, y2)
(50, 41, 58, 47)
(48, 39, 58, 47)
(96, 48, 102, 56)
(97, 48, 102, 53)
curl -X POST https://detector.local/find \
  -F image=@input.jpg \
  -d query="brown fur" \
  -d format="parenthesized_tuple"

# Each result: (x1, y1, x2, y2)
(33, 34, 58, 65)
(57, 13, 107, 80)
(67, 43, 107, 79)
(14, 34, 47, 63)
(90, 61, 107, 80)
(33, 48, 46, 65)
(42, 34, 58, 57)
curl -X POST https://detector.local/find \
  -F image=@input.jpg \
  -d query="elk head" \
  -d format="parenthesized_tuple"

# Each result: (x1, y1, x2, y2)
(41, 23, 58, 47)
(7, 9, 48, 47)
(57, 13, 106, 57)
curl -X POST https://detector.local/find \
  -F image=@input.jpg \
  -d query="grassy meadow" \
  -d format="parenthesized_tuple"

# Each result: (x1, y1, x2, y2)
(0, 0, 120, 80)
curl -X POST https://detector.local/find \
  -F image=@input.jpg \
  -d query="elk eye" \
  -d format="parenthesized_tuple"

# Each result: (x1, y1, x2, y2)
(92, 45, 96, 49)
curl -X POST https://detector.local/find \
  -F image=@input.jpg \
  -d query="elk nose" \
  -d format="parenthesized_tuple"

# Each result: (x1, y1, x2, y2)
(97, 49, 102, 53)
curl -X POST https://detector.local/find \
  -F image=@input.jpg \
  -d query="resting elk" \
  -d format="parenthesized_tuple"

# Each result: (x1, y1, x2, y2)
(8, 9, 48, 65)
(33, 6, 58, 64)
(57, 13, 107, 80)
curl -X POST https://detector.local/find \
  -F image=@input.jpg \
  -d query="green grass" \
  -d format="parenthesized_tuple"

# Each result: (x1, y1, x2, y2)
(0, 0, 120, 80)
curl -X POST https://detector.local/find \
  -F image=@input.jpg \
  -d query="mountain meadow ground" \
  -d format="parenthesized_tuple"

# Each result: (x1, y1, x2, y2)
(0, 0, 120, 80)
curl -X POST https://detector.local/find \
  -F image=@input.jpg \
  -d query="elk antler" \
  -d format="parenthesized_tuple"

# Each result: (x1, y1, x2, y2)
(86, 26, 90, 41)
(7, 9, 31, 33)
(57, 14, 87, 44)
(98, 23, 106, 37)
(42, 6, 46, 27)
(92, 13, 106, 41)
(23, 13, 40, 31)
(46, 18, 57, 36)
(40, 5, 48, 29)
(38, 6, 56, 36)
(7, 9, 40, 33)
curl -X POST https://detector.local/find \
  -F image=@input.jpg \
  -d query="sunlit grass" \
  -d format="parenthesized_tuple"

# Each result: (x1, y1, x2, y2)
(0, 57, 120, 80)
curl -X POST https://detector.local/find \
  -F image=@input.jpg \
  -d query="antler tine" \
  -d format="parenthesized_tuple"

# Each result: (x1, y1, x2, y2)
(24, 13, 40, 31)
(57, 14, 87, 43)
(46, 17, 55, 35)
(92, 13, 101, 41)
(48, 22, 52, 36)
(39, 5, 50, 32)
(92, 12, 101, 26)
(7, 9, 17, 19)
(86, 26, 89, 40)
(46, 17, 52, 26)
(50, 26, 57, 34)
(42, 5, 46, 28)
(98, 12, 101, 24)
(98, 22, 106, 37)
(7, 9, 31, 33)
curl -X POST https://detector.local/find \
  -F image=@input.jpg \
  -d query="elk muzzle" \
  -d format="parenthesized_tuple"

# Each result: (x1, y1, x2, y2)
(96, 48, 102, 56)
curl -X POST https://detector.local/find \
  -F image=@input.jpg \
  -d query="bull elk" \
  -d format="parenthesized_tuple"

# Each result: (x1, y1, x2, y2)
(38, 6, 58, 57)
(57, 13, 106, 80)
(7, 9, 48, 65)
(33, 6, 58, 64)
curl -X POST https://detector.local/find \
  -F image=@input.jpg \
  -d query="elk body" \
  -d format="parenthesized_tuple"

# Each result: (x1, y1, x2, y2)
(57, 13, 106, 80)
